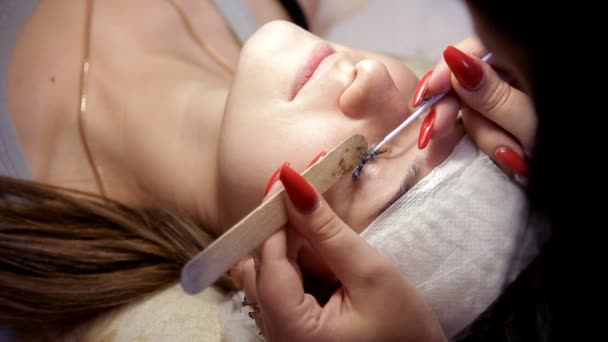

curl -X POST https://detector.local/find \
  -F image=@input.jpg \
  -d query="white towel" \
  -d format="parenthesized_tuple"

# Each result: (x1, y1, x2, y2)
(361, 136, 538, 337)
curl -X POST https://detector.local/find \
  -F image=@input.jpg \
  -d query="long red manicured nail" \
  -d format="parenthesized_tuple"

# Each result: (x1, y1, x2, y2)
(443, 46, 484, 91)
(264, 165, 283, 195)
(494, 147, 530, 178)
(279, 163, 318, 212)
(417, 110, 436, 150)
(308, 151, 327, 167)
(411, 70, 433, 108)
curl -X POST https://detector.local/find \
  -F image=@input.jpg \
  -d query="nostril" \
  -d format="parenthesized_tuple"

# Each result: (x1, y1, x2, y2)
(339, 59, 408, 125)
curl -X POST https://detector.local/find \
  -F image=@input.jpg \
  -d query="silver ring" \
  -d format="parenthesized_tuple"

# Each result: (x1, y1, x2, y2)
(242, 296, 259, 319)
(242, 296, 257, 307)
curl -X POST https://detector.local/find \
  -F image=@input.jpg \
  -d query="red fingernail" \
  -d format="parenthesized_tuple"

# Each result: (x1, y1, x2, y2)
(279, 163, 318, 212)
(264, 166, 283, 195)
(411, 70, 433, 108)
(417, 110, 436, 150)
(443, 46, 484, 91)
(307, 151, 327, 167)
(494, 147, 530, 178)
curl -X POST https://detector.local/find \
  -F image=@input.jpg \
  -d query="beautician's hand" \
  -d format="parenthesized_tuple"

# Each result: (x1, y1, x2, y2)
(237, 163, 446, 342)
(414, 36, 536, 184)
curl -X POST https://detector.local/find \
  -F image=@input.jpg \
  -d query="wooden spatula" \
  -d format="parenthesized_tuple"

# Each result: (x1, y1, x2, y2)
(181, 134, 368, 294)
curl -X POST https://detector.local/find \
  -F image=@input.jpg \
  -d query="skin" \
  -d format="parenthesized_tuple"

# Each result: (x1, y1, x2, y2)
(6, 1, 538, 340)
(241, 2, 539, 341)
(217, 20, 466, 233)
(9, 0, 466, 241)
(9, 0, 290, 228)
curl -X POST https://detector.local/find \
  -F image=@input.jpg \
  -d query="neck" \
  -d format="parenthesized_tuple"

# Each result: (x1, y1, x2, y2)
(8, 0, 236, 232)
(78, 29, 232, 233)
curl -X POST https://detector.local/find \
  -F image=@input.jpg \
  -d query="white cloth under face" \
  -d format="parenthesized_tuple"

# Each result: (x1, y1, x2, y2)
(361, 136, 537, 338)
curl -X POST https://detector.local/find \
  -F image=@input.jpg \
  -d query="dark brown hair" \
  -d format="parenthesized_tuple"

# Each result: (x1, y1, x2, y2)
(456, 1, 581, 341)
(0, 176, 232, 338)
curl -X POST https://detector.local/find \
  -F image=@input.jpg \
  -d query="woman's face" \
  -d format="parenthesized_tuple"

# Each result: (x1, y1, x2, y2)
(218, 21, 464, 233)
(466, 3, 531, 95)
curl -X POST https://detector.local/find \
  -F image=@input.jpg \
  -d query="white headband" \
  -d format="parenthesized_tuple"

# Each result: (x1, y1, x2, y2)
(361, 136, 538, 337)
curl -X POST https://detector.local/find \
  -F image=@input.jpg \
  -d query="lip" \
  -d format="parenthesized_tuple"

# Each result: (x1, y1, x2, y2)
(290, 41, 335, 100)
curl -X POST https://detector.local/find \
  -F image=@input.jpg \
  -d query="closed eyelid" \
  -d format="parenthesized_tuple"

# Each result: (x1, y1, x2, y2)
(376, 159, 422, 217)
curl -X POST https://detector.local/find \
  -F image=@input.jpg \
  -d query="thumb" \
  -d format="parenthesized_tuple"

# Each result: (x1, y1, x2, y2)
(426, 36, 489, 97)
(443, 45, 536, 151)
(279, 163, 392, 292)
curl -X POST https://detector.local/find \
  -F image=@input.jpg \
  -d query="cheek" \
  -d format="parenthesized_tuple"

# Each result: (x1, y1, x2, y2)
(218, 150, 272, 226)
(218, 113, 333, 225)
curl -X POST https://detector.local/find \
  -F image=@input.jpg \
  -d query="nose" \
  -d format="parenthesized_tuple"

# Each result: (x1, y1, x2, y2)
(339, 59, 409, 129)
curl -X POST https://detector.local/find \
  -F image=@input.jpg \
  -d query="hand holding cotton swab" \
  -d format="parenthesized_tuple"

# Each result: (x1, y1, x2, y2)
(352, 52, 493, 180)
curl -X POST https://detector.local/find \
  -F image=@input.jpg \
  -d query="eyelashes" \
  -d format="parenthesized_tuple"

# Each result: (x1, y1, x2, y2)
(374, 158, 422, 217)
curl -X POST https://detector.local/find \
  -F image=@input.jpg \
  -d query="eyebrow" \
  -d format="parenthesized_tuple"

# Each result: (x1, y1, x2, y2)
(377, 158, 422, 216)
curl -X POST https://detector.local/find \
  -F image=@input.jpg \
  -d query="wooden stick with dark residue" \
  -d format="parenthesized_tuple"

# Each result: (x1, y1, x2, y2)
(181, 134, 368, 295)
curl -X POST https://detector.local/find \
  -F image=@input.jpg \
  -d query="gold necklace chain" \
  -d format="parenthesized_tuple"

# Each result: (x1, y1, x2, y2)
(78, 0, 235, 197)
(78, 0, 106, 197)
(166, 0, 236, 75)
